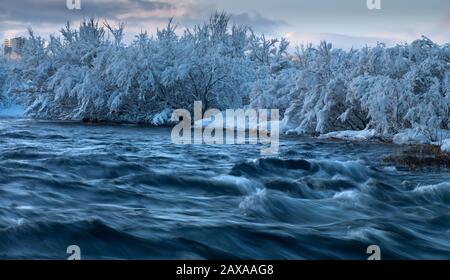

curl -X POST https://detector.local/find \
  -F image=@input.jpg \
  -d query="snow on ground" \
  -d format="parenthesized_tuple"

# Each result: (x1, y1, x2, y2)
(194, 113, 450, 153)
(151, 108, 172, 126)
(391, 128, 450, 154)
(194, 111, 291, 133)
(318, 129, 377, 141)
(441, 139, 450, 153)
(392, 129, 430, 145)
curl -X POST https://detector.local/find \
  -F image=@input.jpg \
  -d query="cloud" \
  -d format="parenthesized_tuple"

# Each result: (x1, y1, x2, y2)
(229, 12, 288, 33)
(0, 0, 190, 39)
(0, 0, 448, 47)
(0, 0, 174, 29)
(0, 0, 289, 35)
(284, 32, 409, 50)
(437, 11, 450, 33)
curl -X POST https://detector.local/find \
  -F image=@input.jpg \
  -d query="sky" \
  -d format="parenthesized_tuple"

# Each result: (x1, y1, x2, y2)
(0, 0, 449, 49)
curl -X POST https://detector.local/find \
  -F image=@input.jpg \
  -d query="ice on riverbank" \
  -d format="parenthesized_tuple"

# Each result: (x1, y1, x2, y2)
(193, 111, 291, 133)
(152, 108, 172, 126)
(289, 126, 450, 156)
(318, 129, 378, 141)
(441, 139, 450, 153)
(0, 104, 25, 118)
(392, 129, 430, 145)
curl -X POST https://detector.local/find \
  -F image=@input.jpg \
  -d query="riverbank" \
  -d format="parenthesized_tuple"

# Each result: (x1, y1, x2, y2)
(384, 145, 450, 170)
(2, 110, 450, 170)
(316, 129, 450, 168)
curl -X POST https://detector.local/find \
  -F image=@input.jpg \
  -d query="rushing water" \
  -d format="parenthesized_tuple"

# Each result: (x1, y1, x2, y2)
(0, 118, 449, 260)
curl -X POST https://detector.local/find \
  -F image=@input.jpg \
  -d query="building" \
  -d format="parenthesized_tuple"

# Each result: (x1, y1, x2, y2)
(11, 37, 25, 53)
(4, 37, 25, 57)
(3, 39, 12, 56)
(3, 39, 11, 48)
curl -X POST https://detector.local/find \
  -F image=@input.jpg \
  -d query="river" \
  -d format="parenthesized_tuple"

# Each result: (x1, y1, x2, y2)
(0, 118, 449, 259)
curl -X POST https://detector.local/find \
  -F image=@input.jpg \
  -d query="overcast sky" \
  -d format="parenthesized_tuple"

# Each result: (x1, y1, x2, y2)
(1, 0, 449, 49)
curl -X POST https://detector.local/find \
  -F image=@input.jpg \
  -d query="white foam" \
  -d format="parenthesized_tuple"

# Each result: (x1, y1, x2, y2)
(213, 174, 259, 194)
(333, 190, 360, 200)
(239, 188, 267, 213)
(310, 159, 371, 183)
(413, 182, 450, 193)
(383, 166, 398, 173)
(15, 206, 34, 210)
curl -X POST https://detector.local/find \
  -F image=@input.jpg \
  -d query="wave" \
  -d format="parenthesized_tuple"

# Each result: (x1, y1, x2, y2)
(1, 119, 450, 259)
(412, 183, 450, 204)
(0, 219, 157, 259)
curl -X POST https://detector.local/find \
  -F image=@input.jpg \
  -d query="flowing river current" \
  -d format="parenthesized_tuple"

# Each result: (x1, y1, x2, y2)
(0, 118, 449, 259)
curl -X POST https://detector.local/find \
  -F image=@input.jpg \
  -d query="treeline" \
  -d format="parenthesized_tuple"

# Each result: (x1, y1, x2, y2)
(1, 13, 449, 142)
(2, 13, 288, 124)
(253, 38, 450, 142)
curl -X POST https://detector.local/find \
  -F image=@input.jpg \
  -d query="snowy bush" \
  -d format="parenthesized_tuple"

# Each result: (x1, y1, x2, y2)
(0, 57, 18, 108)
(0, 57, 7, 106)
(1, 13, 449, 142)
(442, 139, 450, 154)
(8, 14, 258, 123)
(249, 38, 450, 141)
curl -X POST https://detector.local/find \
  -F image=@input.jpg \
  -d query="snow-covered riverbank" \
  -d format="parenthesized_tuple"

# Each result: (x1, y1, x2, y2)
(318, 128, 450, 153)
(0, 14, 448, 158)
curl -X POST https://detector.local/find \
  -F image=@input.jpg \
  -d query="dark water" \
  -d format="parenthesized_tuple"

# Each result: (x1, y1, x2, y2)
(0, 118, 449, 260)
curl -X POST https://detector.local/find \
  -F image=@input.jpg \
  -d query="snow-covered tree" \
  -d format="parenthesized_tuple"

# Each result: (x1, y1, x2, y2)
(249, 37, 450, 140)
(0, 57, 8, 106)
(1, 14, 448, 143)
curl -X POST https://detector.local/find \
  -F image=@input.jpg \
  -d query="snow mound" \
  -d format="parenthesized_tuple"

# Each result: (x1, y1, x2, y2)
(393, 129, 429, 145)
(441, 139, 450, 154)
(318, 129, 377, 141)
(151, 108, 172, 126)
(194, 111, 290, 133)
